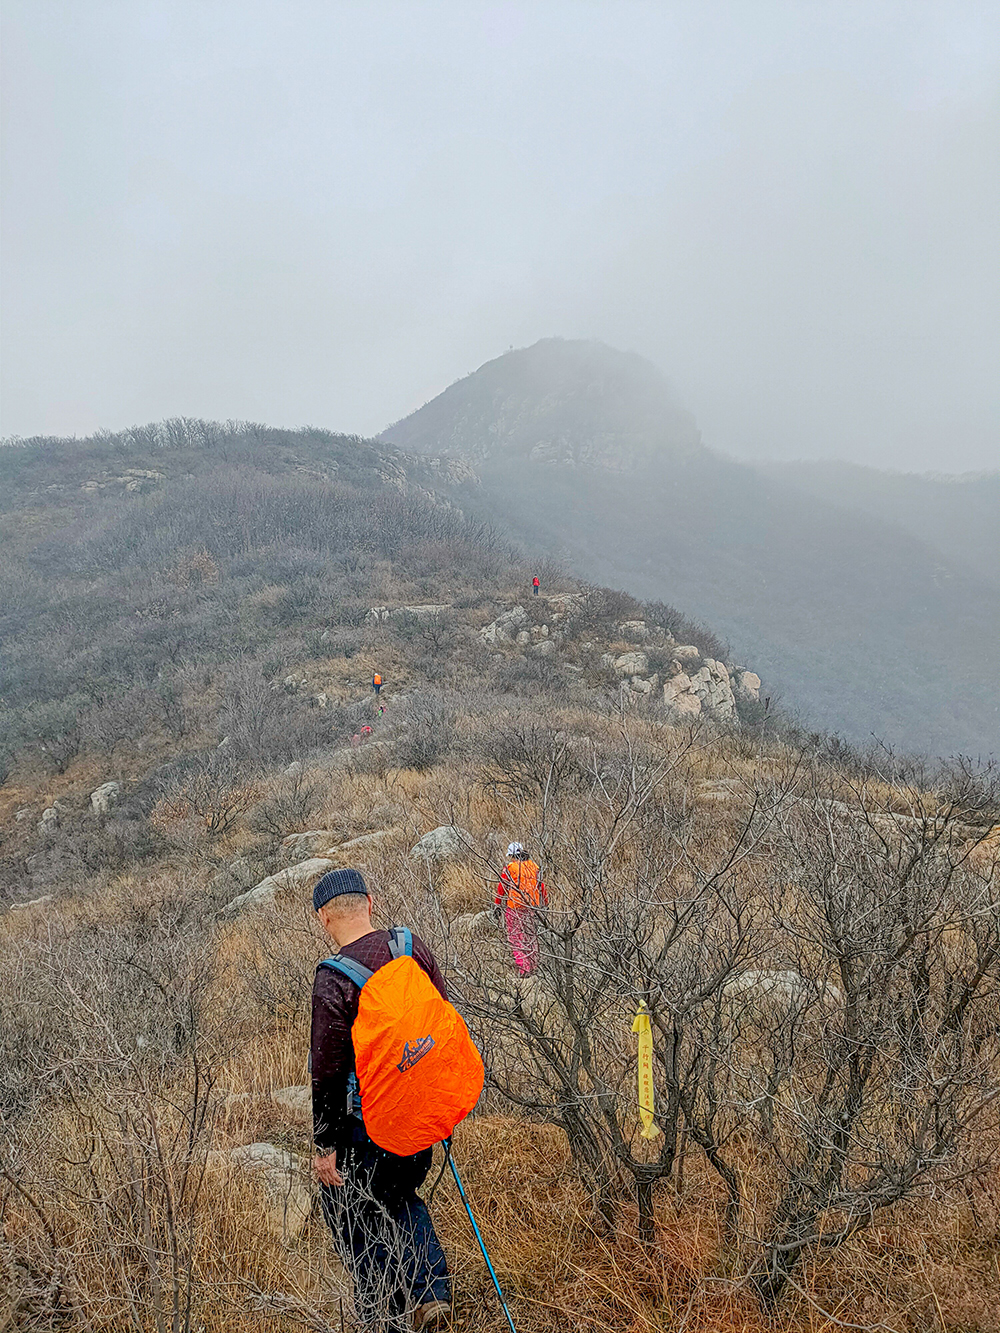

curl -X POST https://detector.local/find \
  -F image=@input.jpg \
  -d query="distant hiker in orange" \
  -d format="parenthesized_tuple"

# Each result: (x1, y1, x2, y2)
(495, 843, 547, 976)
(532, 576, 540, 596)
(372, 671, 382, 697)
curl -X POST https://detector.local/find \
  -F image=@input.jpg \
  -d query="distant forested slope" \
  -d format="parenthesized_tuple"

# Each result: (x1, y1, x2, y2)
(757, 461, 1000, 589)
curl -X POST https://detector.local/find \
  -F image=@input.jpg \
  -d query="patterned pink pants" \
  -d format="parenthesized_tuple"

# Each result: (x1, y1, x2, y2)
(505, 905, 538, 976)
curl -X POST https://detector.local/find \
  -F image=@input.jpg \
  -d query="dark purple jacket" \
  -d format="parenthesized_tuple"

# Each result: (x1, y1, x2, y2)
(310, 928, 447, 1153)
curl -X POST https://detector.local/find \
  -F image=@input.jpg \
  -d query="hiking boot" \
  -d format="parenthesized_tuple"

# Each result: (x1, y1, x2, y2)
(412, 1300, 451, 1330)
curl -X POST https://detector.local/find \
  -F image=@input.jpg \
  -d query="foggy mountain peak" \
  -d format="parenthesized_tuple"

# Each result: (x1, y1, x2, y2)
(381, 337, 703, 473)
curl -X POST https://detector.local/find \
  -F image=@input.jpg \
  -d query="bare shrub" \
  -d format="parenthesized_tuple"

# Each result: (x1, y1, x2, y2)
(394, 693, 456, 772)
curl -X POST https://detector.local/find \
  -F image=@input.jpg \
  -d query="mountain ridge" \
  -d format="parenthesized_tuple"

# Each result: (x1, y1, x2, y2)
(382, 339, 1000, 758)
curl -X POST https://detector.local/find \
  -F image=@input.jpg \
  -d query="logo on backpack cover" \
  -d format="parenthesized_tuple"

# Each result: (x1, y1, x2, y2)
(397, 1035, 435, 1072)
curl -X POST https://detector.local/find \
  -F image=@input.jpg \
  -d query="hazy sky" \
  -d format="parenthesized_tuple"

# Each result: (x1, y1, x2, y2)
(3, 1, 999, 470)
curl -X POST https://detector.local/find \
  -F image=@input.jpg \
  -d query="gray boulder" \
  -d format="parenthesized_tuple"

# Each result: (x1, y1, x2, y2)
(38, 806, 61, 834)
(736, 670, 762, 702)
(613, 651, 649, 676)
(222, 1142, 311, 1239)
(722, 969, 845, 1013)
(270, 1084, 312, 1127)
(221, 857, 335, 918)
(90, 782, 121, 816)
(281, 829, 341, 861)
(411, 825, 472, 862)
(618, 620, 650, 640)
(333, 828, 401, 855)
(662, 672, 702, 718)
(673, 645, 701, 664)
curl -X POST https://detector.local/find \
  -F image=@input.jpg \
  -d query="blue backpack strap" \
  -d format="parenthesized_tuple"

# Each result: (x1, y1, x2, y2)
(319, 955, 375, 989)
(388, 926, 413, 960)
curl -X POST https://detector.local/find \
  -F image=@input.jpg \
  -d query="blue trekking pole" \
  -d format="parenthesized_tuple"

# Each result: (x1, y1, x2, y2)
(443, 1139, 517, 1333)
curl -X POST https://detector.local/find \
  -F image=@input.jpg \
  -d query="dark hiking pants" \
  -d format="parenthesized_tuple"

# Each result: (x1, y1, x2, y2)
(321, 1126, 450, 1330)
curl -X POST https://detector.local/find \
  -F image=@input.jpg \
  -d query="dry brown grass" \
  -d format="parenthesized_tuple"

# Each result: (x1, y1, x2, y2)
(4, 608, 1000, 1330)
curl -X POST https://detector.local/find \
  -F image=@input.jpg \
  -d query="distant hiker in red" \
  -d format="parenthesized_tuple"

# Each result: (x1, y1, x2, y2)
(532, 576, 540, 596)
(372, 672, 382, 696)
(361, 724, 373, 737)
(495, 843, 546, 976)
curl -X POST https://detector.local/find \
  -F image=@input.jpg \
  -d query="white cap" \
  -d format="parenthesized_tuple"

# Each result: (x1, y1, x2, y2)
(507, 842, 524, 858)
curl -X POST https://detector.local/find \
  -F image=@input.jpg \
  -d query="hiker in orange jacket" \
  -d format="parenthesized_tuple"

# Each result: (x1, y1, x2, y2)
(372, 671, 382, 697)
(495, 843, 547, 976)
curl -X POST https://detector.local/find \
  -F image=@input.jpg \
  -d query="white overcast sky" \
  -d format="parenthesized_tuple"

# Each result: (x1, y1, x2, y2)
(2, 1, 999, 470)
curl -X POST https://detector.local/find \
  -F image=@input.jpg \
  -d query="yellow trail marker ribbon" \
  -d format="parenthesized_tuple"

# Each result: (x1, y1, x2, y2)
(632, 1001, 661, 1139)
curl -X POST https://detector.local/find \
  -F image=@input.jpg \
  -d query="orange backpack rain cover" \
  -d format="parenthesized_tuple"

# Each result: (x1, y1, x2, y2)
(504, 859, 542, 908)
(348, 937, 484, 1156)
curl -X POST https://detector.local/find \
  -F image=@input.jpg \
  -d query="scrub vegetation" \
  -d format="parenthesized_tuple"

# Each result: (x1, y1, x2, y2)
(2, 422, 1000, 1331)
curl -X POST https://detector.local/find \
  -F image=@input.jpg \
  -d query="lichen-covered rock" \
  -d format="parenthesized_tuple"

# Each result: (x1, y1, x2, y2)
(411, 825, 472, 862)
(90, 782, 121, 816)
(673, 645, 701, 664)
(532, 639, 556, 658)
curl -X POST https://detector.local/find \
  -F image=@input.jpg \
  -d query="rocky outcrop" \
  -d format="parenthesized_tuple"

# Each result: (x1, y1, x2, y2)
(662, 660, 736, 722)
(735, 671, 761, 702)
(690, 660, 736, 722)
(221, 857, 335, 917)
(90, 782, 121, 816)
(411, 825, 472, 862)
(480, 606, 529, 644)
(722, 969, 845, 1012)
(330, 828, 402, 857)
(80, 469, 164, 494)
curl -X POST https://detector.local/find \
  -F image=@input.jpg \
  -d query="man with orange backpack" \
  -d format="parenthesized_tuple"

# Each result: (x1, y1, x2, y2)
(311, 868, 483, 1332)
(495, 843, 547, 976)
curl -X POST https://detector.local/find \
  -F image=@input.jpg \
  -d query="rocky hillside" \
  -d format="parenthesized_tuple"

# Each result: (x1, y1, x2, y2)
(3, 418, 1000, 1331)
(382, 339, 1000, 759)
